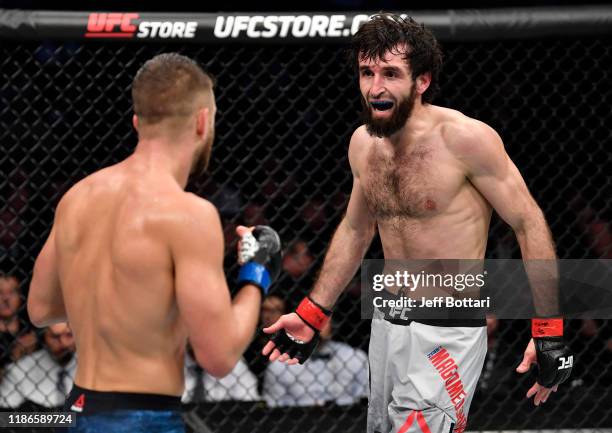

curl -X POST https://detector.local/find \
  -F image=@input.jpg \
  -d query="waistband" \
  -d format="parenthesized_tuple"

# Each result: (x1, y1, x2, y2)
(376, 289, 486, 327)
(64, 385, 182, 415)
(386, 318, 486, 327)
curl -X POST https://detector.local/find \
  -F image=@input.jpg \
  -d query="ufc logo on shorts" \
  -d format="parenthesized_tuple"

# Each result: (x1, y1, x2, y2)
(558, 355, 574, 370)
(388, 306, 411, 320)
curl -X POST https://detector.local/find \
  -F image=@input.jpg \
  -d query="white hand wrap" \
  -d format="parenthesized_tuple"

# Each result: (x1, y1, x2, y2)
(238, 231, 259, 265)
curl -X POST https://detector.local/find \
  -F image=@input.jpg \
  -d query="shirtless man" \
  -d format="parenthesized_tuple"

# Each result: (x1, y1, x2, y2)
(263, 15, 573, 433)
(27, 53, 281, 432)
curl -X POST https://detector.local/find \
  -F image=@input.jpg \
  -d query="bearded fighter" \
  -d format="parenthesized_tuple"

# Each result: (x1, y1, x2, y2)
(262, 15, 573, 433)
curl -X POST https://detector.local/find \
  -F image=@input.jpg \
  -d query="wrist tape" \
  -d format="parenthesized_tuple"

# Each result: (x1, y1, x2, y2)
(296, 296, 332, 331)
(532, 318, 563, 338)
(238, 262, 271, 295)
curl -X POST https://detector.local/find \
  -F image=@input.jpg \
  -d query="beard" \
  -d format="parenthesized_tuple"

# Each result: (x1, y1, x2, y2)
(361, 86, 418, 138)
(53, 350, 74, 367)
(190, 129, 214, 176)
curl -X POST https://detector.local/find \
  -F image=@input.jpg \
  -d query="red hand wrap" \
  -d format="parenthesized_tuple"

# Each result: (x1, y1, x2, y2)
(532, 318, 563, 338)
(296, 297, 331, 331)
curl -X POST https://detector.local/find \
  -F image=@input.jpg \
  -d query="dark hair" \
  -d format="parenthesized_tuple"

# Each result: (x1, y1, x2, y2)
(132, 53, 214, 124)
(350, 13, 443, 104)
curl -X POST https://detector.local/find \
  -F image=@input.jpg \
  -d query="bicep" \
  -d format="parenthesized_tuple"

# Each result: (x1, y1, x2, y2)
(345, 130, 376, 232)
(345, 176, 375, 231)
(467, 130, 541, 231)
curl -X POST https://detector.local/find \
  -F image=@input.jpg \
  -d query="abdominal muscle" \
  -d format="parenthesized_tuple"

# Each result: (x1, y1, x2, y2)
(376, 198, 492, 300)
(378, 211, 489, 260)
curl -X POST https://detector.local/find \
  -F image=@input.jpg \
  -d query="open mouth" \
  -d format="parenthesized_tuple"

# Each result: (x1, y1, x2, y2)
(370, 100, 394, 111)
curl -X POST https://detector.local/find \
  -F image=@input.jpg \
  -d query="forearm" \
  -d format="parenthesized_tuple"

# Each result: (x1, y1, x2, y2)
(311, 217, 376, 309)
(515, 212, 560, 317)
(515, 210, 556, 260)
(228, 284, 262, 359)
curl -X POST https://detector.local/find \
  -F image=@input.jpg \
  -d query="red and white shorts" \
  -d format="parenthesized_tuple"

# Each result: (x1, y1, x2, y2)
(367, 314, 487, 433)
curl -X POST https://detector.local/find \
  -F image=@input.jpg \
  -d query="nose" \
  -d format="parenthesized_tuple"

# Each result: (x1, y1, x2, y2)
(370, 74, 386, 98)
(60, 335, 73, 348)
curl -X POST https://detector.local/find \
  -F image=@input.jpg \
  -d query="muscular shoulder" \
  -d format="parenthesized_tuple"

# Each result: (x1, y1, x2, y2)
(55, 165, 124, 214)
(164, 193, 222, 239)
(438, 110, 506, 174)
(54, 174, 99, 228)
(348, 125, 372, 177)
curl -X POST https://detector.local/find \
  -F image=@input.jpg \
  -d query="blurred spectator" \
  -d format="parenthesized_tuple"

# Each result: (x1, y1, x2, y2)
(261, 296, 286, 330)
(300, 198, 327, 233)
(569, 200, 612, 385)
(211, 184, 243, 218)
(0, 323, 75, 409)
(263, 318, 368, 407)
(260, 156, 296, 202)
(0, 171, 28, 259)
(282, 240, 314, 279)
(579, 209, 612, 258)
(243, 203, 268, 227)
(0, 274, 38, 369)
(182, 344, 259, 403)
(330, 191, 348, 213)
(572, 198, 612, 259)
(569, 319, 612, 386)
(244, 296, 287, 391)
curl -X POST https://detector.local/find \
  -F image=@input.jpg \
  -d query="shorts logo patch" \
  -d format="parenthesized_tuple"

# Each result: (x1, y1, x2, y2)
(427, 347, 467, 433)
(71, 394, 85, 412)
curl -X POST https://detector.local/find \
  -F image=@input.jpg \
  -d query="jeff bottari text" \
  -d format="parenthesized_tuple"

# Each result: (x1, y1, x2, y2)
(373, 296, 490, 309)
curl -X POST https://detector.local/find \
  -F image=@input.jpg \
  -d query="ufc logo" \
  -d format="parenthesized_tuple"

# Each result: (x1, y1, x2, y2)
(389, 306, 411, 320)
(86, 13, 139, 37)
(558, 355, 574, 370)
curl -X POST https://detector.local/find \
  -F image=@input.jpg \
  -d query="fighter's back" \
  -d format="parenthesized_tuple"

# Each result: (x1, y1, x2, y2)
(54, 159, 187, 395)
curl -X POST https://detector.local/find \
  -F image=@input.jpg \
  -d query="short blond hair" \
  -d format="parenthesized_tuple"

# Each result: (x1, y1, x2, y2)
(131, 53, 214, 125)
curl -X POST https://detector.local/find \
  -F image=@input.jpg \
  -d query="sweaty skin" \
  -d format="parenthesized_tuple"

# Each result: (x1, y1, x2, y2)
(44, 163, 196, 395)
(264, 49, 557, 405)
(28, 88, 261, 396)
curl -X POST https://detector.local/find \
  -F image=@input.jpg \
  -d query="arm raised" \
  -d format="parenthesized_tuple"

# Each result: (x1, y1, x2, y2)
(172, 197, 261, 378)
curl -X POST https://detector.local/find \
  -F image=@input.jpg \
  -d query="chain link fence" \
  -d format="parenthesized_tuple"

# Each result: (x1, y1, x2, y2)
(1, 15, 612, 432)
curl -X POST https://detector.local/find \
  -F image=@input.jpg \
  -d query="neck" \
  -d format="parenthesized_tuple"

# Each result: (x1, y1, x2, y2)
(388, 101, 430, 146)
(131, 136, 195, 189)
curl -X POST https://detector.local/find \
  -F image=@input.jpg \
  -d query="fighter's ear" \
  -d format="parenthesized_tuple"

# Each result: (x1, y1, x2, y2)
(196, 107, 208, 137)
(416, 72, 431, 96)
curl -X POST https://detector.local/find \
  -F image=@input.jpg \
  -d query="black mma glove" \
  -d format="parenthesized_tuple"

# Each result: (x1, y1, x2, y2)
(270, 296, 332, 364)
(532, 318, 574, 388)
(237, 225, 282, 296)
